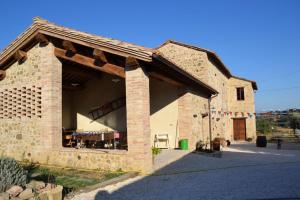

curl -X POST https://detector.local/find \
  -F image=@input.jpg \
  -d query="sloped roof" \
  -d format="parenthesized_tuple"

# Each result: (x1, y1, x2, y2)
(0, 17, 154, 67)
(158, 40, 258, 90)
(232, 76, 258, 90)
(0, 17, 256, 93)
(0, 17, 217, 95)
(158, 40, 232, 77)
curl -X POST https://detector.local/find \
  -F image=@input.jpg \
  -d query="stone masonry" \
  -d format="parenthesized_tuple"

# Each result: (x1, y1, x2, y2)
(0, 31, 257, 172)
(0, 44, 133, 172)
(158, 42, 257, 144)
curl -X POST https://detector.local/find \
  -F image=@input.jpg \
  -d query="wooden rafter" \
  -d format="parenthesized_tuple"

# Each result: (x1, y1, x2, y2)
(149, 71, 184, 87)
(0, 70, 6, 81)
(35, 33, 49, 46)
(93, 49, 107, 63)
(14, 50, 27, 63)
(125, 57, 140, 69)
(62, 40, 77, 55)
(54, 47, 125, 78)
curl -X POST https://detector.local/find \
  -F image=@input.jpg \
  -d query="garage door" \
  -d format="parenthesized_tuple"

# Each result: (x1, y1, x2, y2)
(233, 118, 246, 140)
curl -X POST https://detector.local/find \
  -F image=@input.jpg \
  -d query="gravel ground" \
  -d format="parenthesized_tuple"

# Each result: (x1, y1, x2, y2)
(72, 143, 300, 200)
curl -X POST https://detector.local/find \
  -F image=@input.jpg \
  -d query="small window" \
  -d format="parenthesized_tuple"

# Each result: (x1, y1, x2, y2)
(236, 87, 245, 101)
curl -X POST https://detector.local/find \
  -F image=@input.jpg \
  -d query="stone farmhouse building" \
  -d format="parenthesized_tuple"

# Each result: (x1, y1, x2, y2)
(0, 18, 257, 172)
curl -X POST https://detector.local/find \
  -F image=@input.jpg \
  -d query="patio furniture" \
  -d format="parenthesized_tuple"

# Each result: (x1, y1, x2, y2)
(64, 135, 75, 147)
(72, 131, 126, 149)
(154, 134, 170, 149)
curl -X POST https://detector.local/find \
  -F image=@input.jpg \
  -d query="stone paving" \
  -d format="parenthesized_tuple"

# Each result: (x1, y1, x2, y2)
(72, 143, 300, 200)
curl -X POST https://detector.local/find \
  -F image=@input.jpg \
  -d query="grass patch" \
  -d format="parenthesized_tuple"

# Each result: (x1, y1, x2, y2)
(25, 164, 125, 191)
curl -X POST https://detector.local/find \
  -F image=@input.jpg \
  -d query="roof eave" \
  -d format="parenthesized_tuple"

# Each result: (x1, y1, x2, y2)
(0, 18, 153, 68)
(232, 76, 258, 90)
(153, 53, 218, 96)
(158, 40, 232, 77)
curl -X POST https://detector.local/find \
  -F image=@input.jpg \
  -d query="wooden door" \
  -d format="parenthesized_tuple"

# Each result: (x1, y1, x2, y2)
(233, 118, 246, 140)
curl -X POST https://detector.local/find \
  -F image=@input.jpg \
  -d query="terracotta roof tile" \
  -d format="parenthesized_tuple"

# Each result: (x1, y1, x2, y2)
(0, 17, 154, 64)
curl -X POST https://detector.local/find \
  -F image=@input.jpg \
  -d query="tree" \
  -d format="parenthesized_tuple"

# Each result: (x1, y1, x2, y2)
(288, 115, 300, 134)
(256, 118, 275, 134)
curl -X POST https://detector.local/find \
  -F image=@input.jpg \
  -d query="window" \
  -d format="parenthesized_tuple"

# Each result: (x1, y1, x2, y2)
(236, 87, 245, 101)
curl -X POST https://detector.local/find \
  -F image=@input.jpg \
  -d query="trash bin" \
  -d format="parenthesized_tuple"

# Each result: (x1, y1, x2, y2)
(179, 139, 189, 150)
(256, 135, 267, 147)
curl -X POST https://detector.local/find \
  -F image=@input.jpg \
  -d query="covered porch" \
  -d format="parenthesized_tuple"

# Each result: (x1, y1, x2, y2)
(0, 18, 217, 172)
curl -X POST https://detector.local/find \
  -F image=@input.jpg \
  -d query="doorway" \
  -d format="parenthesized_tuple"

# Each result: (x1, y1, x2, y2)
(233, 118, 246, 140)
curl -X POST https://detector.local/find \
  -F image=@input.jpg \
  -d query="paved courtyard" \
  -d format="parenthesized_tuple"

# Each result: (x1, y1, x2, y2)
(72, 143, 300, 200)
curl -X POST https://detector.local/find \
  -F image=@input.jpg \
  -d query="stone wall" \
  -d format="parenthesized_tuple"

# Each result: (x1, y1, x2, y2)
(0, 44, 132, 172)
(228, 77, 256, 139)
(190, 91, 210, 148)
(0, 44, 46, 156)
(158, 43, 208, 83)
(158, 42, 256, 142)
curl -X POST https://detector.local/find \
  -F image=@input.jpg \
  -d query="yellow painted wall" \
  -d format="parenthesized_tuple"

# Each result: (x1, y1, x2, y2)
(62, 73, 126, 132)
(150, 79, 179, 148)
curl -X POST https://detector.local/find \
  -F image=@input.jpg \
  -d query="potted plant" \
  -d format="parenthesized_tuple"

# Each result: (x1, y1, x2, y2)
(212, 138, 221, 151)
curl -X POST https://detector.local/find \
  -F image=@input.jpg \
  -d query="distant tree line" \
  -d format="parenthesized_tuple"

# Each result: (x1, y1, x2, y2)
(256, 113, 300, 134)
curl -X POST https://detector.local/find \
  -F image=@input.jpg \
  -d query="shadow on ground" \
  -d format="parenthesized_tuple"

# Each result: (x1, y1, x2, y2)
(77, 143, 300, 200)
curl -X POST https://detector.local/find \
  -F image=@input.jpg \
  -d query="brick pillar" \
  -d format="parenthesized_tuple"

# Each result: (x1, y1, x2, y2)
(40, 43, 62, 149)
(125, 58, 152, 173)
(177, 89, 193, 149)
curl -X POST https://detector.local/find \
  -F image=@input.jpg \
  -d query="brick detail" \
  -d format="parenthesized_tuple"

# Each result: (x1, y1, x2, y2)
(40, 43, 62, 149)
(177, 89, 193, 149)
(125, 64, 152, 173)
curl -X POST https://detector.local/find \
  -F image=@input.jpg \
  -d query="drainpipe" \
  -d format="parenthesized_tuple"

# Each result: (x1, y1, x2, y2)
(208, 94, 218, 150)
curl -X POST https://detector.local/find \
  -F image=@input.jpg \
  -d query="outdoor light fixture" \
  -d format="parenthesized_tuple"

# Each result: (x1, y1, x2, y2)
(112, 78, 120, 83)
(71, 83, 80, 87)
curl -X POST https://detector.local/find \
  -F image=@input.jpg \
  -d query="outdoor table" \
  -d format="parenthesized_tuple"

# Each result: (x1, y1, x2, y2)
(72, 131, 124, 149)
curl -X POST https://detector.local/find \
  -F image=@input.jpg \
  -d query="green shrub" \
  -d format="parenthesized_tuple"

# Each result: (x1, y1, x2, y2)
(0, 157, 28, 192)
(256, 118, 275, 134)
(152, 147, 162, 155)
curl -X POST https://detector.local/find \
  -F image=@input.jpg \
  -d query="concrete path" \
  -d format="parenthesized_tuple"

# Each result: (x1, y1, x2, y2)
(72, 143, 300, 200)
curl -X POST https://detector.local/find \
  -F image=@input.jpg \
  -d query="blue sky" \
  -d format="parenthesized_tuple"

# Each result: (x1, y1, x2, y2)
(0, 0, 299, 111)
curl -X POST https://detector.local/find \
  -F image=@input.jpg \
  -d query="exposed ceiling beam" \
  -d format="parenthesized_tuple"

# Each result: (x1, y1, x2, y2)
(14, 50, 27, 63)
(125, 57, 140, 70)
(0, 70, 6, 81)
(62, 40, 77, 55)
(93, 49, 107, 63)
(35, 33, 49, 46)
(54, 47, 125, 78)
(149, 71, 184, 87)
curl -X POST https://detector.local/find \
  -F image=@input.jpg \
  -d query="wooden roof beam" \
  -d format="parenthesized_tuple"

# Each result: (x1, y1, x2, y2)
(62, 40, 77, 56)
(14, 50, 27, 63)
(125, 57, 140, 70)
(35, 33, 49, 46)
(93, 49, 107, 63)
(0, 70, 6, 81)
(54, 47, 125, 78)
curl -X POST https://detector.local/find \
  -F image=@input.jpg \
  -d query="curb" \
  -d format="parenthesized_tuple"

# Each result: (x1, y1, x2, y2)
(75, 172, 139, 194)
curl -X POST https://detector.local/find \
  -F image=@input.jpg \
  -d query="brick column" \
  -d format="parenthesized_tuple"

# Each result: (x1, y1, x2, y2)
(177, 89, 193, 149)
(40, 43, 62, 149)
(125, 58, 152, 173)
